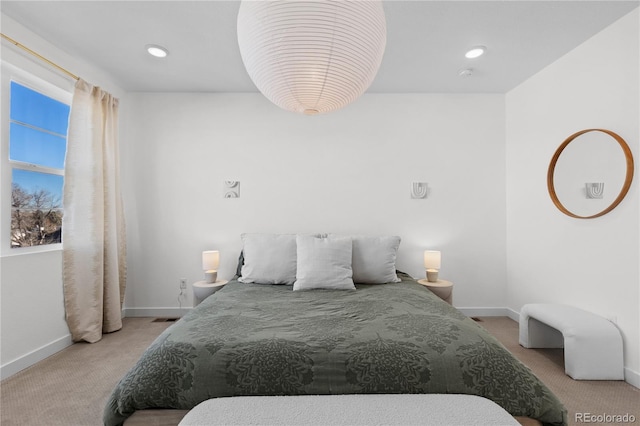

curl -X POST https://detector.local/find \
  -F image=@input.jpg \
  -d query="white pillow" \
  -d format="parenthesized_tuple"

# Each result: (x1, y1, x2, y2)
(350, 235, 402, 283)
(239, 233, 297, 284)
(293, 235, 355, 291)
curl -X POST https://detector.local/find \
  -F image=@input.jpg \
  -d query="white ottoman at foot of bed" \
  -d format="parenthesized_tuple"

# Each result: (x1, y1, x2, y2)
(178, 394, 520, 426)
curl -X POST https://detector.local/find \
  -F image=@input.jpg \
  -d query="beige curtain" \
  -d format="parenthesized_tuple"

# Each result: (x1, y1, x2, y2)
(62, 79, 126, 343)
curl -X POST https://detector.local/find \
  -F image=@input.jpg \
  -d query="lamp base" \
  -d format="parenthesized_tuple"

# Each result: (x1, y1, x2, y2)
(426, 269, 439, 283)
(204, 270, 218, 283)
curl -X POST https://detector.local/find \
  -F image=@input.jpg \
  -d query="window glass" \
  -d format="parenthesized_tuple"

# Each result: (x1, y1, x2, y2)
(11, 169, 64, 247)
(9, 122, 67, 168)
(10, 81, 70, 135)
(8, 81, 69, 249)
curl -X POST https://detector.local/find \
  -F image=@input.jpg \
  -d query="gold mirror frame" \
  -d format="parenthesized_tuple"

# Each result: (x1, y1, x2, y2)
(547, 129, 634, 219)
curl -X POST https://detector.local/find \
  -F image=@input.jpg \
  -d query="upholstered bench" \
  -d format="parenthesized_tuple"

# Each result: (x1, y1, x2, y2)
(179, 394, 520, 425)
(519, 303, 624, 380)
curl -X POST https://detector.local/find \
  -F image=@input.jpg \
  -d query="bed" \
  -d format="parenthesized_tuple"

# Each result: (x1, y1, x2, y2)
(104, 234, 567, 426)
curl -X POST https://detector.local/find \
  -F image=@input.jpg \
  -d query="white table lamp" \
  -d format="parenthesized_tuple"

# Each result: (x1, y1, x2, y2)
(202, 250, 220, 283)
(424, 250, 441, 283)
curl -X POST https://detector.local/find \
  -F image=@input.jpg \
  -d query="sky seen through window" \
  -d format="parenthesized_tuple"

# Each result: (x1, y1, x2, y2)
(10, 81, 70, 199)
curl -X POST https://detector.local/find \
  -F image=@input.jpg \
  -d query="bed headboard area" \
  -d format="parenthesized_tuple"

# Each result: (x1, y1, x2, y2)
(236, 233, 402, 290)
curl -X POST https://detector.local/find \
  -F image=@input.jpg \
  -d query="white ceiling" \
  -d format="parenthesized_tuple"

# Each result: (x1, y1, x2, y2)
(1, 1, 638, 93)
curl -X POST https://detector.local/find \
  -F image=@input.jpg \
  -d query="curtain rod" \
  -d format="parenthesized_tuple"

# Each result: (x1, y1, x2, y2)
(1, 33, 79, 81)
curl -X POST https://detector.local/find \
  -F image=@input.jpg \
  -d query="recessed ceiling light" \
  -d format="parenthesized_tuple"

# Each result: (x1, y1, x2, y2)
(465, 46, 486, 59)
(146, 45, 168, 58)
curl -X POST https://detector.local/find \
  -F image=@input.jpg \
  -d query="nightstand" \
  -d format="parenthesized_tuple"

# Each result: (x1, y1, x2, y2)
(193, 280, 228, 307)
(417, 279, 453, 305)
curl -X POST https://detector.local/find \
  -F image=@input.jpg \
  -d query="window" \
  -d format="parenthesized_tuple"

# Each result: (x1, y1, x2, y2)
(8, 81, 70, 249)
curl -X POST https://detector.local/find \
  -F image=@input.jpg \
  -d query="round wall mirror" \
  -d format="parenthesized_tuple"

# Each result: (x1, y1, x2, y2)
(547, 129, 634, 219)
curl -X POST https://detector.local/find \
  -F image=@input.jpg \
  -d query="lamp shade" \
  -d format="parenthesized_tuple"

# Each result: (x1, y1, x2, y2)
(237, 0, 387, 115)
(202, 250, 220, 271)
(424, 250, 441, 270)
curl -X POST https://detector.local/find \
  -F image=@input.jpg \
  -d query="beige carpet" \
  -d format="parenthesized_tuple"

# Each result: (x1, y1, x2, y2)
(1, 316, 638, 426)
(1, 318, 176, 426)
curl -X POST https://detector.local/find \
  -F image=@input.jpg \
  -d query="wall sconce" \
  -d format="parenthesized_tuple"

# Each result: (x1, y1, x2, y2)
(585, 182, 604, 199)
(224, 180, 240, 198)
(424, 250, 441, 282)
(202, 250, 220, 283)
(411, 182, 428, 199)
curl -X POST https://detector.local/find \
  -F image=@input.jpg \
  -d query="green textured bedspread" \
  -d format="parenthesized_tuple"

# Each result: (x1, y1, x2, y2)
(104, 275, 567, 426)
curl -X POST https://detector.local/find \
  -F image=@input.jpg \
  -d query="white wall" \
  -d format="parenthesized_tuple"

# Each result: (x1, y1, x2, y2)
(0, 251, 72, 378)
(506, 9, 639, 384)
(121, 93, 506, 314)
(0, 14, 125, 379)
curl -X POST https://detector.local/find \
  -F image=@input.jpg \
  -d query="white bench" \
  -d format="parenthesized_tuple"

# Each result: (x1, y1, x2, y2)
(519, 303, 624, 380)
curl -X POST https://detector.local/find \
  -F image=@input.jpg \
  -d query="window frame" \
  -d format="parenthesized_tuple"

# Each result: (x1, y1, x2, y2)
(1, 61, 73, 256)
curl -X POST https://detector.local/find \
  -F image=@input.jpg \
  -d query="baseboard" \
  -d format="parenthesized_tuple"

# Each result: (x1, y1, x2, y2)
(124, 307, 192, 318)
(506, 308, 520, 322)
(624, 367, 640, 389)
(456, 307, 511, 317)
(0, 334, 73, 380)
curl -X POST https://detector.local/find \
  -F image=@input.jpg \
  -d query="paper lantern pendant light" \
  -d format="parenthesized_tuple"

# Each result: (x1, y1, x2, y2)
(237, 0, 387, 115)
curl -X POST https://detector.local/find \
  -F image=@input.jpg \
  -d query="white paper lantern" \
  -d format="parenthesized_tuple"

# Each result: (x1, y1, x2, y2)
(237, 0, 387, 115)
